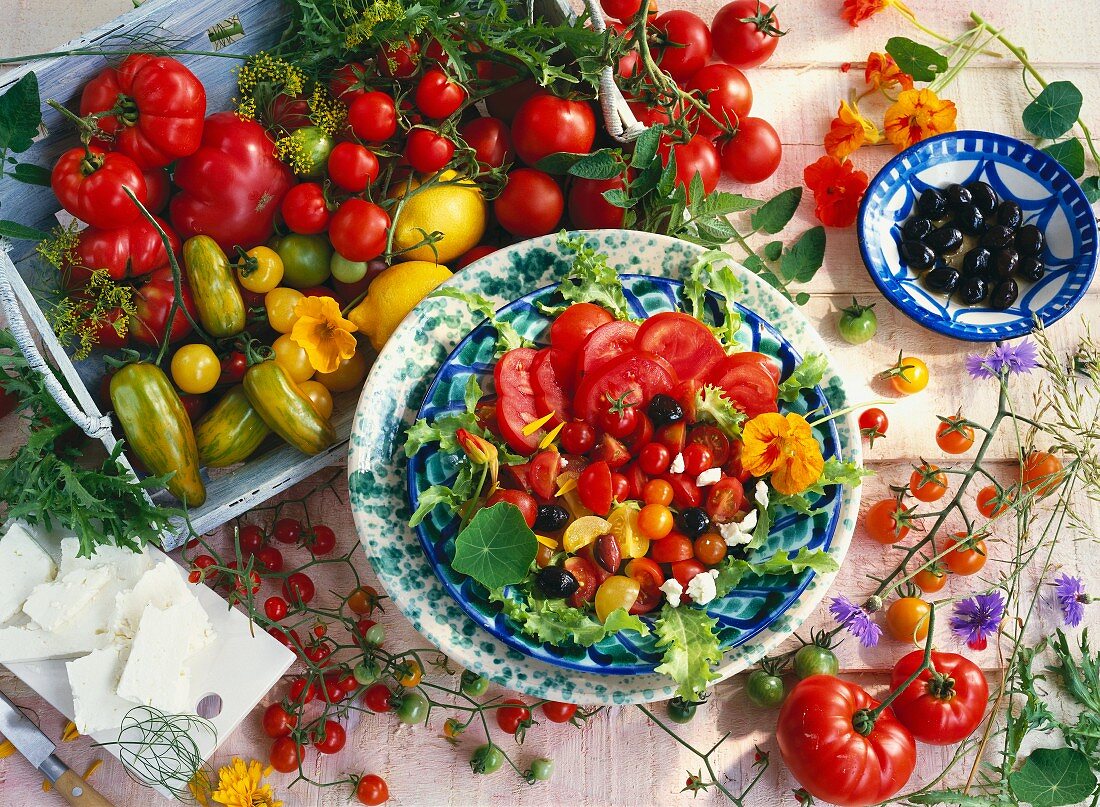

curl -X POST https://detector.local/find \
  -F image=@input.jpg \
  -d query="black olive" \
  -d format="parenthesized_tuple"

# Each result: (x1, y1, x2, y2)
(1016, 256, 1045, 282)
(981, 225, 1015, 250)
(917, 188, 948, 219)
(899, 240, 936, 269)
(965, 181, 998, 215)
(990, 279, 1019, 310)
(946, 183, 972, 210)
(957, 275, 988, 305)
(902, 216, 935, 242)
(925, 267, 960, 293)
(534, 504, 569, 533)
(1016, 224, 1044, 256)
(535, 566, 579, 599)
(954, 203, 987, 236)
(962, 247, 992, 278)
(925, 225, 963, 256)
(996, 200, 1022, 229)
(993, 249, 1019, 279)
(676, 507, 712, 539)
(646, 394, 683, 427)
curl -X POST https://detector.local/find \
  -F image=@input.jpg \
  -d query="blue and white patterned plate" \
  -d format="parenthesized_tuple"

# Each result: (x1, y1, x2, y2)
(348, 231, 861, 704)
(858, 130, 1097, 342)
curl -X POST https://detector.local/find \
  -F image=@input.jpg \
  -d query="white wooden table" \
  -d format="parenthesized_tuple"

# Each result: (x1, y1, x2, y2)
(2, 1, 1098, 804)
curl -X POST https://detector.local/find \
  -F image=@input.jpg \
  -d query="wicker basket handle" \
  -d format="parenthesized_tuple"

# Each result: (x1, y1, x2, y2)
(0, 257, 114, 440)
(583, 0, 648, 143)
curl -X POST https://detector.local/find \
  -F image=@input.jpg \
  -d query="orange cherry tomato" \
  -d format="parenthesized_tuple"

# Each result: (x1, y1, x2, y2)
(643, 479, 674, 506)
(936, 416, 975, 454)
(693, 533, 727, 566)
(909, 463, 947, 502)
(1020, 450, 1063, 497)
(863, 498, 910, 544)
(943, 533, 987, 576)
(913, 566, 947, 594)
(886, 596, 931, 643)
(976, 485, 1010, 518)
(638, 503, 674, 539)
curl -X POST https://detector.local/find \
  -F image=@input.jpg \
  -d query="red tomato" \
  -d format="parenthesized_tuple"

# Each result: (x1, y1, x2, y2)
(460, 116, 513, 169)
(628, 101, 673, 128)
(482, 62, 537, 122)
(579, 460, 613, 515)
(530, 348, 572, 424)
(329, 62, 368, 101)
(329, 199, 390, 262)
(650, 532, 694, 563)
(355, 774, 389, 806)
(263, 596, 288, 621)
(405, 128, 455, 173)
(707, 359, 779, 418)
(611, 472, 630, 501)
(1021, 450, 1063, 497)
(711, 0, 783, 68)
(657, 421, 688, 453)
(281, 183, 331, 235)
(625, 557, 664, 614)
(551, 303, 615, 355)
(652, 10, 712, 82)
(327, 142, 379, 193)
(599, 400, 639, 439)
(890, 650, 989, 745)
(706, 476, 745, 522)
(496, 699, 532, 734)
(575, 351, 677, 424)
(494, 169, 563, 238)
(52, 146, 148, 230)
(269, 736, 302, 774)
(560, 421, 595, 455)
(638, 442, 672, 475)
(686, 64, 753, 139)
(348, 92, 398, 142)
(863, 498, 909, 544)
(777, 676, 916, 806)
(657, 135, 720, 199)
(70, 215, 179, 283)
(565, 556, 599, 607)
(663, 473, 702, 508)
(635, 312, 724, 381)
(688, 424, 731, 467)
(362, 683, 394, 713)
(860, 407, 889, 443)
(601, 0, 641, 21)
(415, 68, 467, 119)
(511, 93, 596, 166)
(454, 245, 499, 269)
(541, 701, 578, 723)
(143, 167, 170, 213)
(255, 546, 283, 573)
(129, 267, 197, 346)
(718, 351, 781, 384)
(379, 39, 420, 77)
(314, 719, 347, 754)
(238, 523, 266, 555)
(719, 118, 782, 185)
(567, 174, 629, 230)
(592, 434, 631, 469)
(486, 489, 538, 527)
(607, 20, 641, 78)
(528, 448, 562, 500)
(578, 321, 639, 380)
(262, 703, 297, 738)
(671, 558, 707, 592)
(681, 443, 713, 475)
(494, 347, 543, 454)
(284, 572, 316, 605)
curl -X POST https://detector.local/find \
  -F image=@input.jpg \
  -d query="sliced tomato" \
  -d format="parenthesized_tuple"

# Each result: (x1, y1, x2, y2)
(502, 461, 532, 491)
(649, 532, 693, 563)
(494, 347, 542, 453)
(620, 462, 649, 500)
(623, 412, 653, 449)
(719, 351, 780, 384)
(674, 378, 702, 421)
(724, 440, 752, 483)
(707, 359, 779, 419)
(530, 348, 571, 425)
(592, 434, 631, 469)
(529, 448, 562, 500)
(576, 320, 639, 380)
(625, 557, 665, 615)
(578, 460, 613, 515)
(548, 348, 578, 395)
(706, 476, 745, 522)
(550, 302, 614, 354)
(564, 556, 598, 607)
(689, 424, 731, 467)
(657, 421, 688, 453)
(495, 347, 539, 398)
(635, 312, 725, 381)
(662, 473, 703, 508)
(575, 350, 676, 424)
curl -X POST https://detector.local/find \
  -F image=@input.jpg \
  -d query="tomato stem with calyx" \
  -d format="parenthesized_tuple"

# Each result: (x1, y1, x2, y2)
(854, 605, 937, 736)
(46, 99, 101, 155)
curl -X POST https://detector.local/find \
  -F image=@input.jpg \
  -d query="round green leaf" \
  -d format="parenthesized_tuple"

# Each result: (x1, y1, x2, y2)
(452, 502, 538, 589)
(1009, 747, 1097, 807)
(1023, 81, 1083, 140)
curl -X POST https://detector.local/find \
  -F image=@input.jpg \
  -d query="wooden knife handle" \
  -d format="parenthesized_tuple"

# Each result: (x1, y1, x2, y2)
(53, 768, 114, 807)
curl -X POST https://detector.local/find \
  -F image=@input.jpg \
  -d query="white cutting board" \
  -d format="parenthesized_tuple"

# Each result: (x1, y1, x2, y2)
(3, 525, 294, 798)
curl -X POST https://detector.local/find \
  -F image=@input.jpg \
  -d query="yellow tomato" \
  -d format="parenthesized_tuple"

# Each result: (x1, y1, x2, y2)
(562, 515, 612, 554)
(313, 350, 369, 392)
(272, 334, 314, 383)
(608, 504, 649, 559)
(170, 343, 220, 394)
(594, 576, 640, 623)
(299, 380, 334, 419)
(888, 356, 929, 395)
(388, 172, 487, 264)
(265, 287, 305, 333)
(237, 246, 284, 293)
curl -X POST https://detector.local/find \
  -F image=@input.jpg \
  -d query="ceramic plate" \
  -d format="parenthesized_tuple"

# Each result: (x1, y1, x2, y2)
(349, 231, 861, 704)
(858, 130, 1097, 342)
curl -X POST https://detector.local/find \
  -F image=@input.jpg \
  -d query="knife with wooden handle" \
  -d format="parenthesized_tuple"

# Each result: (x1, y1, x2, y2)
(0, 689, 114, 806)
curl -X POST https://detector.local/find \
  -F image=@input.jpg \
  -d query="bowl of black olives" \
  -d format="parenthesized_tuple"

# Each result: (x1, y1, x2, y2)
(858, 131, 1098, 341)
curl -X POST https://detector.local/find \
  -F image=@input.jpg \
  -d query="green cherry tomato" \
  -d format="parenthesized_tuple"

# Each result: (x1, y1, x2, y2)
(529, 757, 554, 782)
(745, 669, 786, 708)
(331, 252, 369, 284)
(395, 691, 429, 725)
(353, 661, 381, 686)
(363, 623, 386, 647)
(461, 670, 489, 697)
(837, 298, 878, 345)
(666, 696, 697, 724)
(470, 743, 505, 775)
(275, 232, 333, 288)
(292, 125, 335, 178)
(793, 644, 839, 679)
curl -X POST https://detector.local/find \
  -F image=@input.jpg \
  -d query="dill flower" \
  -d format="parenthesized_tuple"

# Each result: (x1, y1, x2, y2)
(210, 757, 282, 807)
(829, 595, 882, 647)
(236, 53, 307, 121)
(344, 0, 413, 49)
(950, 590, 1005, 650)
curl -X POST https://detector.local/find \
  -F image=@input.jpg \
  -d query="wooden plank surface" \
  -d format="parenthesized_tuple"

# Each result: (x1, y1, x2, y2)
(2, 1, 1099, 805)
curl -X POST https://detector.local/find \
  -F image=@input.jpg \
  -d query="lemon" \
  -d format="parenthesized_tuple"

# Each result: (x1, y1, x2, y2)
(389, 171, 487, 264)
(348, 261, 452, 351)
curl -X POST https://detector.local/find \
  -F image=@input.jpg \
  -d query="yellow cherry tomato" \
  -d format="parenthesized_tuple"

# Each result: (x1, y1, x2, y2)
(888, 355, 929, 395)
(563, 515, 612, 554)
(608, 504, 649, 559)
(398, 659, 423, 688)
(313, 349, 368, 392)
(272, 334, 314, 383)
(594, 576, 640, 623)
(170, 343, 220, 394)
(265, 287, 305, 334)
(237, 246, 284, 293)
(886, 596, 931, 643)
(298, 380, 334, 419)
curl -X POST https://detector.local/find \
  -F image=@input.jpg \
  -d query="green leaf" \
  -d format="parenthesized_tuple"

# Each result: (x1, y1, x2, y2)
(753, 547, 839, 576)
(653, 605, 722, 700)
(1081, 176, 1100, 204)
(534, 151, 587, 175)
(777, 352, 828, 403)
(408, 484, 465, 527)
(763, 240, 783, 261)
(751, 187, 802, 234)
(794, 291, 811, 305)
(909, 791, 1015, 806)
(1042, 139, 1085, 178)
(694, 385, 745, 439)
(430, 287, 531, 354)
(452, 503, 538, 589)
(701, 192, 761, 216)
(0, 72, 41, 154)
(1009, 747, 1097, 807)
(630, 124, 663, 169)
(10, 162, 50, 186)
(491, 592, 648, 647)
(537, 232, 632, 319)
(656, 154, 678, 197)
(602, 187, 633, 208)
(680, 250, 744, 348)
(567, 150, 622, 180)
(779, 227, 826, 284)
(0, 220, 47, 241)
(885, 36, 949, 83)
(1023, 81, 1083, 139)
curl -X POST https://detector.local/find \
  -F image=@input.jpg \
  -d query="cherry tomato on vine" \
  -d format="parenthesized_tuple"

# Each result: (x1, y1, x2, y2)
(415, 68, 467, 119)
(396, 691, 429, 725)
(719, 118, 782, 185)
(405, 128, 455, 173)
(264, 596, 289, 621)
(837, 299, 878, 345)
(863, 498, 910, 544)
(284, 572, 316, 605)
(886, 596, 931, 643)
(281, 182, 330, 235)
(311, 720, 346, 755)
(461, 670, 490, 697)
(793, 644, 838, 679)
(685, 63, 752, 139)
(890, 650, 988, 745)
(255, 546, 284, 573)
(495, 699, 532, 735)
(858, 407, 888, 446)
(529, 757, 555, 782)
(886, 355, 929, 395)
(329, 199, 390, 262)
(347, 585, 381, 615)
(327, 142, 379, 193)
(379, 38, 419, 77)
(652, 10, 712, 82)
(541, 701, 578, 723)
(600, 0, 642, 21)
(914, 566, 948, 594)
(398, 659, 423, 688)
(363, 683, 394, 713)
(471, 743, 505, 774)
(261, 703, 297, 738)
(976, 484, 1010, 518)
(1021, 450, 1063, 497)
(936, 416, 975, 454)
(711, 0, 784, 68)
(288, 677, 317, 704)
(493, 169, 563, 238)
(746, 668, 786, 708)
(943, 534, 987, 575)
(348, 91, 398, 142)
(666, 696, 698, 724)
(273, 518, 302, 545)
(658, 134, 720, 198)
(356, 774, 390, 805)
(269, 736, 302, 773)
(460, 116, 512, 169)
(909, 463, 948, 502)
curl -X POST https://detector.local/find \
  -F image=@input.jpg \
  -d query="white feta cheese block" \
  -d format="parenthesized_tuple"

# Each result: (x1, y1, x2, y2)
(112, 562, 215, 655)
(669, 452, 686, 474)
(67, 643, 134, 734)
(59, 538, 153, 583)
(0, 621, 111, 663)
(686, 569, 719, 606)
(22, 566, 112, 633)
(0, 521, 57, 624)
(117, 602, 212, 714)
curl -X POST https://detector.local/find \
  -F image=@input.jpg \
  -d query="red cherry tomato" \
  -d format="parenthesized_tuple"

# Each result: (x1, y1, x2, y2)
(281, 182, 331, 235)
(638, 442, 672, 475)
(313, 720, 347, 754)
(269, 736, 302, 774)
(652, 10, 713, 82)
(283, 572, 316, 605)
(415, 68, 467, 119)
(560, 421, 596, 455)
(672, 558, 707, 591)
(567, 175, 628, 229)
(711, 0, 783, 68)
(579, 460, 614, 515)
(348, 92, 398, 142)
(706, 476, 745, 523)
(379, 39, 420, 77)
(600, 0, 642, 21)
(460, 116, 513, 169)
(264, 596, 288, 621)
(657, 135, 721, 200)
(541, 701, 578, 723)
(306, 524, 337, 554)
(565, 556, 599, 607)
(496, 699, 532, 734)
(688, 425, 731, 467)
(686, 64, 753, 138)
(454, 245, 499, 269)
(356, 774, 389, 805)
(327, 142, 379, 193)
(511, 92, 596, 166)
(719, 118, 782, 184)
(255, 546, 284, 573)
(329, 199, 390, 262)
(363, 683, 394, 713)
(625, 556, 665, 614)
(262, 703, 297, 738)
(663, 473, 702, 508)
(649, 531, 694, 563)
(128, 267, 197, 347)
(494, 168, 563, 238)
(860, 407, 889, 443)
(487, 488, 538, 527)
(681, 443, 713, 475)
(404, 128, 456, 173)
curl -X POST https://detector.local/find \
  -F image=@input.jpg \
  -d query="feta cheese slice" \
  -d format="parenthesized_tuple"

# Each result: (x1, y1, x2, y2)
(117, 602, 211, 714)
(0, 621, 111, 663)
(112, 562, 214, 654)
(669, 453, 686, 474)
(60, 538, 153, 584)
(0, 521, 57, 624)
(753, 481, 770, 510)
(686, 569, 720, 606)
(67, 644, 134, 734)
(660, 578, 683, 608)
(22, 566, 112, 633)
(695, 468, 722, 488)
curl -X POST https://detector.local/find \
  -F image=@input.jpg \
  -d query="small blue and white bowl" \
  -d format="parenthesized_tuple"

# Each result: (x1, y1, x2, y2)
(858, 130, 1097, 342)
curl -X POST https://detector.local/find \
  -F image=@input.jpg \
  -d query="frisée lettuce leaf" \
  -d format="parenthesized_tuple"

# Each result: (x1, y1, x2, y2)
(536, 232, 633, 320)
(653, 604, 722, 700)
(491, 589, 649, 647)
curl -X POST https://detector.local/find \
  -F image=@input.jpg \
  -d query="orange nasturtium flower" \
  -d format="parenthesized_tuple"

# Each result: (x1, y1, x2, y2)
(884, 88, 958, 150)
(290, 295, 359, 374)
(456, 427, 500, 486)
(741, 412, 825, 496)
(840, 0, 887, 27)
(803, 155, 869, 228)
(824, 100, 882, 160)
(865, 52, 914, 91)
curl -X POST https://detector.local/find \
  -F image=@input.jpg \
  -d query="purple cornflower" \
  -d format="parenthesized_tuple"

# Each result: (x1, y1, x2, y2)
(829, 595, 882, 647)
(966, 353, 996, 380)
(950, 590, 1006, 650)
(967, 340, 1040, 380)
(1053, 573, 1089, 627)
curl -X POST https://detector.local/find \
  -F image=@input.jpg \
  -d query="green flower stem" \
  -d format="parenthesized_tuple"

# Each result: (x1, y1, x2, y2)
(859, 606, 936, 728)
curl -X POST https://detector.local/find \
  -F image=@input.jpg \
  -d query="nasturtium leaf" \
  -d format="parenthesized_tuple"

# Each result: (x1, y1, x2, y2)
(885, 37, 948, 83)
(1042, 138, 1085, 178)
(752, 187, 803, 234)
(1008, 747, 1097, 807)
(1080, 176, 1100, 203)
(794, 291, 811, 305)
(0, 220, 47, 241)
(779, 226, 826, 283)
(452, 502, 538, 589)
(1023, 81, 1083, 140)
(567, 150, 622, 180)
(0, 72, 41, 154)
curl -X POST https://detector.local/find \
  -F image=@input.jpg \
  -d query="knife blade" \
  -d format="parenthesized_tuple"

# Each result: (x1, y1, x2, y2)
(0, 689, 114, 806)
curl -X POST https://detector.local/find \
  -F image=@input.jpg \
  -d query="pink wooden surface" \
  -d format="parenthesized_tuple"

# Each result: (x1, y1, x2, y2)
(2, 1, 1099, 804)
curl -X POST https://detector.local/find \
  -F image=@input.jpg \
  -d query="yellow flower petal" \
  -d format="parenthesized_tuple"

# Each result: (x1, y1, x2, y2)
(290, 295, 360, 374)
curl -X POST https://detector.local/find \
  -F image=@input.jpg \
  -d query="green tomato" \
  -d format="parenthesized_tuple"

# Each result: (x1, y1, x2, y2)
(395, 691, 429, 725)
(353, 661, 380, 687)
(837, 299, 878, 345)
(745, 669, 786, 708)
(362, 623, 385, 647)
(461, 670, 489, 697)
(529, 757, 554, 782)
(331, 252, 368, 284)
(276, 232, 332, 288)
(666, 696, 697, 724)
(793, 644, 839, 679)
(470, 743, 505, 775)
(291, 126, 334, 178)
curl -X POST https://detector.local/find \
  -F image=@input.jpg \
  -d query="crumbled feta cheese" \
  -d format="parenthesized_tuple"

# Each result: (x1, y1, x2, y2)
(660, 578, 684, 608)
(669, 452, 685, 474)
(754, 482, 770, 510)
(719, 509, 759, 547)
(695, 468, 722, 488)
(686, 570, 720, 606)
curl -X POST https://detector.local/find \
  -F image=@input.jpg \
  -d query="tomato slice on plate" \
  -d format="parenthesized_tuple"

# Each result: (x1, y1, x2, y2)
(706, 476, 745, 522)
(574, 350, 677, 424)
(495, 347, 539, 399)
(635, 312, 725, 381)
(530, 348, 571, 425)
(576, 320, 639, 380)
(707, 358, 779, 419)
(529, 448, 561, 500)
(549, 302, 614, 354)
(625, 557, 664, 615)
(494, 347, 542, 453)
(564, 556, 598, 607)
(718, 350, 781, 384)
(661, 473, 702, 508)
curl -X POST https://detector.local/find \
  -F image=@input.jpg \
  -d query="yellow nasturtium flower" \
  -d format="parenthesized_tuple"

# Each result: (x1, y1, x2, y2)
(741, 412, 825, 496)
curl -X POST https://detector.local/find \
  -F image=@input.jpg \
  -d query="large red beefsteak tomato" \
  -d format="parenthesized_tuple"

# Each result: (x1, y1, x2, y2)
(68, 215, 180, 285)
(890, 650, 989, 745)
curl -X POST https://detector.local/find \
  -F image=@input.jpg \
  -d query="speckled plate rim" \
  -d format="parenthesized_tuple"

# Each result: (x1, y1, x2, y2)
(348, 230, 862, 704)
(857, 129, 1099, 343)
